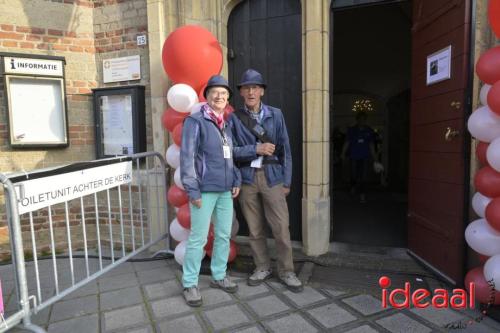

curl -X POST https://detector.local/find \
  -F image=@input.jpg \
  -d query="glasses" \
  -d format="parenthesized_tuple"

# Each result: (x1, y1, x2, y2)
(208, 90, 229, 97)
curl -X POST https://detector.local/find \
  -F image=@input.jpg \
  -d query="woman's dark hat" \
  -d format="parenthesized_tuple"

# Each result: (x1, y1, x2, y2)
(203, 75, 233, 98)
(237, 69, 267, 89)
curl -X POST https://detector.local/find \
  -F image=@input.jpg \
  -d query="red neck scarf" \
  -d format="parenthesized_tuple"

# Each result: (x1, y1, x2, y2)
(203, 104, 225, 129)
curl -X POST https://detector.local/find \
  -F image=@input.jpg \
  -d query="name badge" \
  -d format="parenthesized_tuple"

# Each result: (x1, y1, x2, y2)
(223, 145, 231, 159)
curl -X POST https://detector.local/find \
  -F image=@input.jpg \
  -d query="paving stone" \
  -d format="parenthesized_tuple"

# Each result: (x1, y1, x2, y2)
(113, 325, 153, 333)
(198, 274, 213, 290)
(133, 259, 169, 271)
(204, 304, 252, 330)
(233, 326, 264, 333)
(266, 280, 286, 291)
(265, 313, 319, 333)
(151, 296, 194, 319)
(99, 272, 139, 292)
(410, 307, 465, 326)
(344, 324, 381, 333)
(157, 314, 205, 333)
(247, 295, 291, 317)
(201, 288, 233, 306)
(50, 294, 98, 322)
(342, 295, 388, 316)
(136, 266, 176, 284)
(144, 279, 182, 300)
(323, 288, 346, 297)
(376, 313, 432, 333)
(100, 286, 143, 310)
(103, 304, 147, 331)
(100, 262, 135, 278)
(236, 280, 271, 299)
(282, 286, 327, 307)
(47, 313, 98, 333)
(306, 302, 357, 328)
(62, 282, 98, 300)
(31, 307, 51, 326)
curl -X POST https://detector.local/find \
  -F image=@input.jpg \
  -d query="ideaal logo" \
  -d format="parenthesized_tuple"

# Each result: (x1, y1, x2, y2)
(379, 276, 475, 309)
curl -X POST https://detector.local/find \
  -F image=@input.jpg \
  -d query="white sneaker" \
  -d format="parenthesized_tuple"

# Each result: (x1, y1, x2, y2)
(183, 286, 202, 307)
(279, 271, 303, 293)
(210, 276, 238, 293)
(248, 269, 272, 286)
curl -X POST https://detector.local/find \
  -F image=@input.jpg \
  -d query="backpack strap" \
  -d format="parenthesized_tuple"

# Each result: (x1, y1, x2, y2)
(234, 109, 273, 143)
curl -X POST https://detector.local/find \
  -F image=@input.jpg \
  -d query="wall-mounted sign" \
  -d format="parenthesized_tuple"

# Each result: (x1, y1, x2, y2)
(426, 45, 452, 85)
(103, 55, 141, 83)
(3, 56, 64, 77)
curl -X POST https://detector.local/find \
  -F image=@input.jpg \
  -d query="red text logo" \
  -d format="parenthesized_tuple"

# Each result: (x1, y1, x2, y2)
(379, 276, 475, 309)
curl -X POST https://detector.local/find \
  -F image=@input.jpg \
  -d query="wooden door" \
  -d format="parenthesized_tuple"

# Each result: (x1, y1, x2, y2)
(228, 0, 303, 240)
(408, 0, 472, 284)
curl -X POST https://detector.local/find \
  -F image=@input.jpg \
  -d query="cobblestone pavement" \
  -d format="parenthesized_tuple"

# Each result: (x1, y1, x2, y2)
(2, 245, 500, 333)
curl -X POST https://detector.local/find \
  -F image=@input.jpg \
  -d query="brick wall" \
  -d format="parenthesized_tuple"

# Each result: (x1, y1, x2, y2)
(0, 0, 154, 260)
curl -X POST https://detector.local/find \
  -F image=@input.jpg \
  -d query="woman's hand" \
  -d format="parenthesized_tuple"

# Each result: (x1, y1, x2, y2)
(191, 199, 202, 209)
(232, 187, 240, 198)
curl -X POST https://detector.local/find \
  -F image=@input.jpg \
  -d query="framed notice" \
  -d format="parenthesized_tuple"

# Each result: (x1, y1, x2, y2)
(426, 46, 452, 85)
(93, 86, 146, 159)
(103, 55, 141, 83)
(1, 53, 68, 147)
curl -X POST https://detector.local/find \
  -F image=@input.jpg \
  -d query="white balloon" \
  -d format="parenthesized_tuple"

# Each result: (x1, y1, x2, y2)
(480, 84, 492, 106)
(484, 254, 500, 292)
(174, 240, 187, 265)
(190, 102, 207, 114)
(170, 218, 190, 242)
(487, 137, 500, 172)
(467, 106, 500, 142)
(166, 144, 180, 169)
(174, 168, 185, 190)
(174, 207, 179, 213)
(465, 219, 500, 256)
(472, 192, 492, 218)
(167, 84, 198, 113)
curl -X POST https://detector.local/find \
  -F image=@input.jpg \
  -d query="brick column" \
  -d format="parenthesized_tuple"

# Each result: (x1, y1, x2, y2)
(301, 0, 330, 256)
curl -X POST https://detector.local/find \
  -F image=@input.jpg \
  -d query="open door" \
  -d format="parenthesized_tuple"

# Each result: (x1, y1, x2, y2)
(408, 0, 471, 284)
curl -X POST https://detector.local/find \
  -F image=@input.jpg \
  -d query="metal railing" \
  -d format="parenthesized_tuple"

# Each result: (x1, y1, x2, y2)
(0, 152, 170, 332)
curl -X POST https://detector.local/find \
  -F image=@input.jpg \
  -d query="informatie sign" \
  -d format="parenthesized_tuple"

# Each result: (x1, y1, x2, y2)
(3, 57, 64, 77)
(103, 55, 140, 83)
(15, 161, 132, 214)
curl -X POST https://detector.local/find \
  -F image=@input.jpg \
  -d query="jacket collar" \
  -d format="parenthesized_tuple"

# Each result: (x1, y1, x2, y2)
(243, 103, 272, 121)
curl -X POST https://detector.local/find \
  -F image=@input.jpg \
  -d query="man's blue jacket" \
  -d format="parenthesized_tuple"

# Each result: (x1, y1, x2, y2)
(228, 104, 292, 188)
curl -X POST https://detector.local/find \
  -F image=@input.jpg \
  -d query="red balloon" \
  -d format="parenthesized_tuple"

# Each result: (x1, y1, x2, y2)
(177, 203, 191, 229)
(475, 166, 500, 197)
(223, 104, 235, 121)
(488, 81, 500, 116)
(485, 197, 500, 232)
(478, 253, 490, 265)
(162, 25, 223, 92)
(464, 267, 500, 305)
(198, 84, 207, 102)
(162, 107, 188, 132)
(476, 46, 500, 85)
(476, 141, 489, 166)
(172, 123, 183, 146)
(489, 0, 500, 39)
(228, 240, 238, 263)
(167, 185, 189, 207)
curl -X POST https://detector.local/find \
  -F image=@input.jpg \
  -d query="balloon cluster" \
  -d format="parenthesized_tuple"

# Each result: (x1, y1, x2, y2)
(464, 1, 500, 305)
(161, 25, 238, 266)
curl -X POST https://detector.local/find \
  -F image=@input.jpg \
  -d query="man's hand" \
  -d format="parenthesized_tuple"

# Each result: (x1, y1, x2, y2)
(256, 143, 275, 156)
(232, 187, 240, 198)
(283, 186, 290, 196)
(191, 199, 202, 209)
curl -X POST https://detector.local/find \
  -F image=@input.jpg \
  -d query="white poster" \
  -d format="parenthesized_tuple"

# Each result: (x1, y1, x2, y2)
(103, 55, 141, 83)
(426, 46, 452, 85)
(101, 95, 134, 155)
(15, 161, 132, 214)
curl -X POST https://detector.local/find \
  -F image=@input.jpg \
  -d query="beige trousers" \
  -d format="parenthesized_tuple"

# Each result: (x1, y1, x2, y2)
(238, 169, 294, 274)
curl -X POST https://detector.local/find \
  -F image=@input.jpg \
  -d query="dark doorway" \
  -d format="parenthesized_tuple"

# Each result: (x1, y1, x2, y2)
(330, 1, 411, 247)
(228, 0, 303, 240)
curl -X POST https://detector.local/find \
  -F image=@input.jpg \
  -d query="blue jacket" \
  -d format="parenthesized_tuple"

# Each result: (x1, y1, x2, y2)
(229, 104, 292, 187)
(180, 110, 241, 200)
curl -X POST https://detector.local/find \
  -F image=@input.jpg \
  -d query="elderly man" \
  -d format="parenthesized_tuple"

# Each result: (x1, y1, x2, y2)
(229, 69, 303, 292)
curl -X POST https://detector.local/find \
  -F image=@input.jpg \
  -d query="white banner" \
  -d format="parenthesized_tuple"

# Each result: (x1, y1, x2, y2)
(15, 161, 133, 214)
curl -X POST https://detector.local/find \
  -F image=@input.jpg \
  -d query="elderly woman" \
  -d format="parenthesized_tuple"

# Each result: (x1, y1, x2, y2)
(180, 75, 241, 307)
